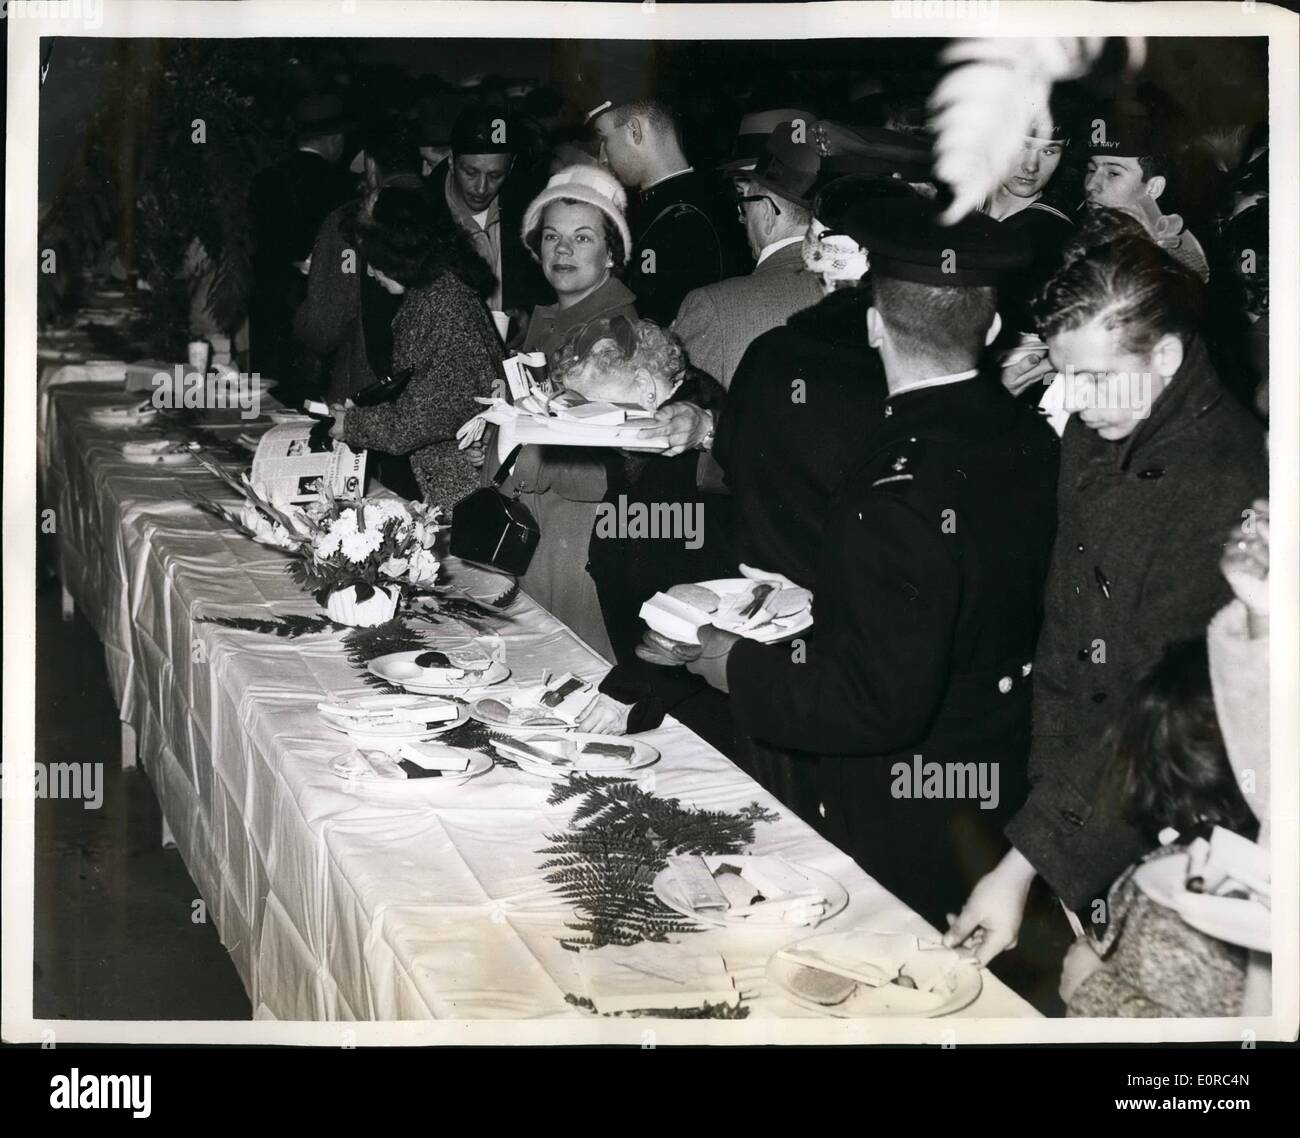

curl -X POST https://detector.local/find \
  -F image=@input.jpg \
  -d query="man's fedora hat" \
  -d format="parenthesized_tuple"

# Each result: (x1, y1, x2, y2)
(294, 93, 350, 138)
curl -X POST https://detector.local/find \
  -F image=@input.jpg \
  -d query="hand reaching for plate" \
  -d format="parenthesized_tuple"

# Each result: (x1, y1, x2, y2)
(576, 693, 631, 735)
(943, 847, 1036, 965)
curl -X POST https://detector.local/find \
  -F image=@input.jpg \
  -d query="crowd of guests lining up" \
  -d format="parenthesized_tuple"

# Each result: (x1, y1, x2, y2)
(245, 77, 1272, 1017)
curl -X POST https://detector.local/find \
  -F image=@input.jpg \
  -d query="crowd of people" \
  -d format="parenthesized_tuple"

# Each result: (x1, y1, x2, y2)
(244, 68, 1272, 1017)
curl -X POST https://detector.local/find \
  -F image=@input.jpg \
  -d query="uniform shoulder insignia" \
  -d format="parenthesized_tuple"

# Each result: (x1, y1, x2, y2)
(871, 472, 914, 488)
(869, 435, 927, 489)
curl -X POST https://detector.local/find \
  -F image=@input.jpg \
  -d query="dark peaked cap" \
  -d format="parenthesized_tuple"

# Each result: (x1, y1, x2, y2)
(573, 44, 666, 125)
(840, 196, 1031, 286)
(1087, 99, 1164, 158)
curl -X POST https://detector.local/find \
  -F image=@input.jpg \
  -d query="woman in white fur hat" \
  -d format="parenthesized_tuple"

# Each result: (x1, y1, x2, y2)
(483, 165, 638, 658)
(517, 164, 636, 355)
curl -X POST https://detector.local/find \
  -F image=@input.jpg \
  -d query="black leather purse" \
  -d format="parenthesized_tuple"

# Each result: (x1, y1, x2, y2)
(449, 445, 541, 576)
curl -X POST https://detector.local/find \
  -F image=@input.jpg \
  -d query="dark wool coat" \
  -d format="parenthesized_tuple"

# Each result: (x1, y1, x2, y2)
(1005, 337, 1268, 913)
(624, 169, 753, 326)
(727, 375, 1060, 926)
(342, 271, 504, 507)
(292, 200, 402, 403)
(248, 149, 355, 389)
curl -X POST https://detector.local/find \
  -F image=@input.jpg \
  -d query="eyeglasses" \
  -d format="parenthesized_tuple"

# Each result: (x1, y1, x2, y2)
(735, 194, 782, 219)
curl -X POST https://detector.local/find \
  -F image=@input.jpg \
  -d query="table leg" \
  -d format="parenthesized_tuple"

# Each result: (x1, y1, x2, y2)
(121, 721, 138, 770)
(61, 583, 75, 622)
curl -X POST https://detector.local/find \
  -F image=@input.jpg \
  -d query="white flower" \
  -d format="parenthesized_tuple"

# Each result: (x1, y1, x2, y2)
(365, 499, 410, 526)
(332, 508, 359, 535)
(340, 527, 383, 564)
(406, 548, 440, 585)
(315, 529, 343, 558)
(379, 556, 409, 580)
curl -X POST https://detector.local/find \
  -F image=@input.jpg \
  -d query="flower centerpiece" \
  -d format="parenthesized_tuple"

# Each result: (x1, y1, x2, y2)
(190, 458, 447, 626)
(287, 487, 446, 626)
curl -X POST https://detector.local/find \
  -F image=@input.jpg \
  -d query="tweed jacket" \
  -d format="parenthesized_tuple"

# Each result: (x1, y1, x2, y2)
(343, 271, 504, 507)
(671, 241, 824, 389)
(1068, 846, 1247, 1017)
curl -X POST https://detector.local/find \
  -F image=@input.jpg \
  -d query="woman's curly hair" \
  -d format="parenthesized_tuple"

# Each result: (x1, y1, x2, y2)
(1106, 637, 1258, 844)
(345, 185, 497, 298)
(551, 315, 687, 389)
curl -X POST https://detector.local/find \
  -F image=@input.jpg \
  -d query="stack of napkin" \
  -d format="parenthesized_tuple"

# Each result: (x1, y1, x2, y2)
(331, 743, 478, 782)
(668, 854, 831, 927)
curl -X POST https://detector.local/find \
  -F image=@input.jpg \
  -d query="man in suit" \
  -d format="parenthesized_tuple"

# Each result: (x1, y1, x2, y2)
(671, 122, 825, 390)
(248, 93, 355, 396)
(686, 197, 1060, 930)
(421, 105, 552, 339)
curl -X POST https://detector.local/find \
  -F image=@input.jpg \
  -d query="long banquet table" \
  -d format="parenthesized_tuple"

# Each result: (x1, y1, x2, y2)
(39, 368, 1037, 1022)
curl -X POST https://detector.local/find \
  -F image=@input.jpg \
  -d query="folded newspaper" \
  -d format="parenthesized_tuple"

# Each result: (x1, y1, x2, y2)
(251, 423, 366, 505)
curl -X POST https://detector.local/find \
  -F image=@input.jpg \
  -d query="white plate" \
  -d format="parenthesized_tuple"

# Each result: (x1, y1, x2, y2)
(652, 855, 848, 929)
(368, 651, 509, 693)
(766, 937, 983, 1018)
(341, 705, 469, 748)
(697, 578, 814, 643)
(1133, 854, 1270, 953)
(468, 694, 576, 734)
(319, 694, 468, 743)
(89, 406, 159, 427)
(338, 747, 493, 786)
(641, 579, 813, 647)
(488, 732, 659, 778)
(121, 448, 193, 466)
(343, 702, 470, 749)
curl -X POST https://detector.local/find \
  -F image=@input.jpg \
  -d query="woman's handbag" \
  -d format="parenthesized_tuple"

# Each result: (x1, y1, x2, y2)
(449, 445, 541, 576)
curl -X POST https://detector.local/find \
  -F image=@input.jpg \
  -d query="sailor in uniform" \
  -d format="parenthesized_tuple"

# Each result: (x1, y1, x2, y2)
(687, 196, 1061, 926)
(578, 66, 751, 325)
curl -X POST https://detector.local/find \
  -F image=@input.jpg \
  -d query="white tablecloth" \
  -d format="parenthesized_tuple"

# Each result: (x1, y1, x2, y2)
(41, 383, 1037, 1021)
